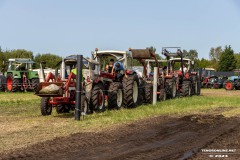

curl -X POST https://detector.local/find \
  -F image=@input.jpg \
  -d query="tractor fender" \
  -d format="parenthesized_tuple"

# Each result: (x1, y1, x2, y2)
(8, 71, 21, 78)
(29, 70, 39, 79)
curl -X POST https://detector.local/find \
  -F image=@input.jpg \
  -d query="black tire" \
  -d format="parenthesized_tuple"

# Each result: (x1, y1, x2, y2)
(145, 83, 153, 104)
(191, 75, 198, 95)
(108, 82, 123, 110)
(166, 79, 177, 99)
(123, 74, 139, 108)
(6, 73, 20, 92)
(56, 104, 70, 114)
(90, 84, 105, 112)
(0, 75, 6, 91)
(81, 95, 89, 115)
(182, 81, 191, 97)
(213, 83, 219, 89)
(32, 78, 40, 91)
(159, 89, 166, 101)
(41, 97, 52, 116)
(138, 79, 145, 105)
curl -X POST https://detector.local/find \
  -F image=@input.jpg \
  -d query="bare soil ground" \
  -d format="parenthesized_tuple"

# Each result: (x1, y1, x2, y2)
(1, 108, 240, 160)
(1, 90, 240, 160)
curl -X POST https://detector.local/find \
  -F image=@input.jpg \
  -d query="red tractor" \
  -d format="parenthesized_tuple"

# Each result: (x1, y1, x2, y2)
(35, 55, 94, 116)
(162, 47, 200, 97)
(130, 49, 167, 104)
(90, 49, 143, 110)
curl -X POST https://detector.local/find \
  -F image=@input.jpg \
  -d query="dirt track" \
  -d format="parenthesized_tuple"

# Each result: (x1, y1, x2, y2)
(1, 107, 240, 160)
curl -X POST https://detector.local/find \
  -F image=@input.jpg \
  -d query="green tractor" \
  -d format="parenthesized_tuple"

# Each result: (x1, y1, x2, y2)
(4, 58, 39, 92)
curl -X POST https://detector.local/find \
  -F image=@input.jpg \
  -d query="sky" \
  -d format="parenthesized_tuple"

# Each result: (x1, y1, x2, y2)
(0, 0, 240, 59)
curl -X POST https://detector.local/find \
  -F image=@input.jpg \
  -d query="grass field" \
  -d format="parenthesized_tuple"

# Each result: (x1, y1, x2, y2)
(0, 89, 240, 154)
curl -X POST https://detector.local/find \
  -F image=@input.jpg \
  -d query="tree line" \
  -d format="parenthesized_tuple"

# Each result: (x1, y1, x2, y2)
(0, 45, 239, 72)
(0, 47, 62, 72)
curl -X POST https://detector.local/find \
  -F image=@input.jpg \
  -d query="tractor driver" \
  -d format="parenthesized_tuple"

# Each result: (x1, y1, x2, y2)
(180, 64, 188, 73)
(105, 59, 114, 73)
(112, 61, 125, 80)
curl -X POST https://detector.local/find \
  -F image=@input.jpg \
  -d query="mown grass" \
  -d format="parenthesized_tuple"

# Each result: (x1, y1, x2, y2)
(0, 89, 240, 154)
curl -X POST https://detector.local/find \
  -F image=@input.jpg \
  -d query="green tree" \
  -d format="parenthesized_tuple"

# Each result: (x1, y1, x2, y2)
(234, 53, 240, 69)
(183, 49, 198, 60)
(194, 58, 212, 69)
(209, 46, 222, 61)
(218, 45, 236, 71)
(34, 53, 62, 68)
(3, 49, 33, 60)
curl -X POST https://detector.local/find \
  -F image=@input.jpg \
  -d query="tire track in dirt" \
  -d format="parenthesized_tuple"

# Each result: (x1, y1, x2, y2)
(1, 113, 239, 160)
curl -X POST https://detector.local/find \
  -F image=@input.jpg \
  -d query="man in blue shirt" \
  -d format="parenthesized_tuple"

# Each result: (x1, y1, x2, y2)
(112, 62, 125, 80)
(112, 62, 124, 73)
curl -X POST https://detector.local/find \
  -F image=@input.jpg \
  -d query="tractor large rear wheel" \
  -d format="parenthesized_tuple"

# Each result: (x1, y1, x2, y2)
(32, 78, 40, 91)
(123, 74, 139, 108)
(144, 83, 153, 104)
(0, 75, 6, 91)
(108, 82, 123, 110)
(41, 97, 52, 116)
(166, 79, 177, 99)
(6, 73, 20, 92)
(90, 84, 105, 112)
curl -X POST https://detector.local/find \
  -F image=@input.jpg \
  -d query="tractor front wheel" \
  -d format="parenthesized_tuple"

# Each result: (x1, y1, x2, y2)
(6, 73, 20, 92)
(90, 84, 105, 112)
(159, 89, 166, 101)
(32, 78, 40, 91)
(41, 97, 52, 116)
(182, 81, 191, 97)
(145, 83, 153, 104)
(166, 79, 177, 99)
(108, 82, 123, 110)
